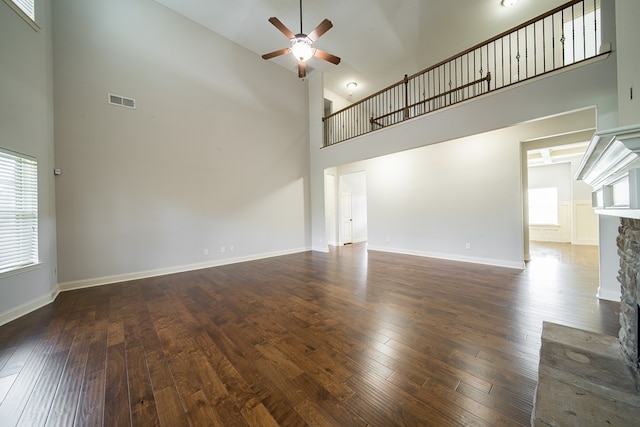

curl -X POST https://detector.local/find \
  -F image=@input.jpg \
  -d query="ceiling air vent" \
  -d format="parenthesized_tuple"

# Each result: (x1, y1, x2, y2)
(108, 93, 136, 109)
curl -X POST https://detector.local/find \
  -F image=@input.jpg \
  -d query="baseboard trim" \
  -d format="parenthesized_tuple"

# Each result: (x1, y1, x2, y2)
(0, 284, 60, 327)
(572, 239, 599, 246)
(58, 247, 311, 292)
(366, 246, 525, 269)
(597, 286, 620, 302)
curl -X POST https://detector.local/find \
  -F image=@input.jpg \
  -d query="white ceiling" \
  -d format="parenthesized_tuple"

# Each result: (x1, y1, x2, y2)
(152, 0, 568, 100)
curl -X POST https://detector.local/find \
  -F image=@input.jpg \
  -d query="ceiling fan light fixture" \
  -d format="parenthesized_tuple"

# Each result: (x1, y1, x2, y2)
(291, 37, 314, 62)
(261, 1, 339, 79)
(501, 0, 520, 7)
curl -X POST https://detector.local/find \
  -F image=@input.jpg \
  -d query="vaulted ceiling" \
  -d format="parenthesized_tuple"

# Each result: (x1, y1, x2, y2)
(152, 0, 569, 100)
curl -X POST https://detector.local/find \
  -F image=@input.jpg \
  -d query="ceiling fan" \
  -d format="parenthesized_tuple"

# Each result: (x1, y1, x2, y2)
(262, 0, 341, 79)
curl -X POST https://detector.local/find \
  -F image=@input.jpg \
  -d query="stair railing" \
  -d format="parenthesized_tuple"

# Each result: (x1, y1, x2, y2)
(323, 0, 605, 147)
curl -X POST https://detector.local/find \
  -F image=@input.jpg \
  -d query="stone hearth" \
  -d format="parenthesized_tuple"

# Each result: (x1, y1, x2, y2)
(532, 322, 640, 426)
(532, 216, 640, 426)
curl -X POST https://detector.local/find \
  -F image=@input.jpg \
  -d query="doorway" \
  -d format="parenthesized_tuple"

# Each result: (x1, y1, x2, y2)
(522, 137, 598, 263)
(325, 169, 368, 246)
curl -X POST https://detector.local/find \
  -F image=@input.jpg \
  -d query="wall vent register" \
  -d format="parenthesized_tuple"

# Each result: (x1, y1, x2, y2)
(108, 93, 136, 109)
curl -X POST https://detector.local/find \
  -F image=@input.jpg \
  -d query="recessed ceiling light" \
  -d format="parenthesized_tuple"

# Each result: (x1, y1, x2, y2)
(501, 0, 519, 7)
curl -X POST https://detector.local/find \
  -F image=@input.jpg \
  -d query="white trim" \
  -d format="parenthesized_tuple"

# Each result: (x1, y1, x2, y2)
(0, 284, 59, 327)
(312, 244, 330, 253)
(2, 0, 39, 31)
(572, 238, 599, 245)
(595, 208, 640, 219)
(366, 246, 525, 270)
(597, 285, 620, 302)
(58, 247, 311, 292)
(0, 262, 42, 279)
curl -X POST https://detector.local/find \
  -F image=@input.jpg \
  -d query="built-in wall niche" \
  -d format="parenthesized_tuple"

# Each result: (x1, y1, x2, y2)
(590, 169, 640, 211)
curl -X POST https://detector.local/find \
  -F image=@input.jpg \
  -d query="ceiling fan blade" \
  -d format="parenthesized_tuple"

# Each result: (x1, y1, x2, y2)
(307, 19, 333, 42)
(314, 49, 341, 65)
(268, 17, 295, 40)
(262, 48, 290, 60)
(298, 61, 306, 78)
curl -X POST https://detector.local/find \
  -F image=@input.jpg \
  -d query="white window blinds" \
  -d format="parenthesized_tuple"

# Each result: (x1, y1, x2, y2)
(11, 0, 34, 20)
(3, 0, 36, 26)
(0, 149, 38, 274)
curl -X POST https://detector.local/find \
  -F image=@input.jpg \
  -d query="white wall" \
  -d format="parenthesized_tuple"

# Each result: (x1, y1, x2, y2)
(363, 128, 524, 267)
(598, 214, 621, 301)
(324, 114, 599, 269)
(324, 171, 337, 245)
(324, 89, 352, 114)
(53, 0, 311, 287)
(0, 0, 58, 323)
(310, 55, 617, 270)
(529, 163, 572, 201)
(616, 0, 640, 126)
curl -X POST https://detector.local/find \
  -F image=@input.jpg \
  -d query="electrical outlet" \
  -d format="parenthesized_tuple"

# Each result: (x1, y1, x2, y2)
(465, 243, 471, 250)
(220, 246, 226, 253)
(204, 249, 208, 255)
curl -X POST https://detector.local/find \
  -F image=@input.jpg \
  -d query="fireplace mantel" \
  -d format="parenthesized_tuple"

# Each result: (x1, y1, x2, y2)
(576, 124, 640, 219)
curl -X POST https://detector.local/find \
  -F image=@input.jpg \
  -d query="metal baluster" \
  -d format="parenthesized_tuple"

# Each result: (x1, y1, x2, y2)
(582, 0, 586, 60)
(593, 0, 598, 57)
(571, 4, 575, 63)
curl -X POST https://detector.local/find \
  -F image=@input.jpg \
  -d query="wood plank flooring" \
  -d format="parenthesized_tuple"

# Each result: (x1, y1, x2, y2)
(0, 242, 619, 426)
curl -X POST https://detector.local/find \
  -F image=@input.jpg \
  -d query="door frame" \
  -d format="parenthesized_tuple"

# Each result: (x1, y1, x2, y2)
(339, 190, 353, 245)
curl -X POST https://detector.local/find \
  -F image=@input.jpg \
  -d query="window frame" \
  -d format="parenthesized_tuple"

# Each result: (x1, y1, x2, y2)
(0, 148, 39, 277)
(2, 0, 39, 31)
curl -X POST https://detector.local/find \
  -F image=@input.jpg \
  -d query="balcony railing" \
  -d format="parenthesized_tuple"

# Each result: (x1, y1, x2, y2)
(323, 0, 604, 147)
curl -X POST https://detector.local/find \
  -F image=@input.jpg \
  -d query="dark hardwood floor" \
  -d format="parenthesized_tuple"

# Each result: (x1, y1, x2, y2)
(0, 242, 619, 426)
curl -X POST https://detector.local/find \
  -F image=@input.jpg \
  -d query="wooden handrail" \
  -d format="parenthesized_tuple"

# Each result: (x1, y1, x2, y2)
(323, 80, 405, 121)
(406, 0, 587, 81)
(369, 73, 492, 127)
(324, 0, 586, 122)
(322, 0, 602, 147)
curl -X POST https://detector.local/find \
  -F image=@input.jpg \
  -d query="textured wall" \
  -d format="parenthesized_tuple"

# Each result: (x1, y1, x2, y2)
(617, 217, 640, 379)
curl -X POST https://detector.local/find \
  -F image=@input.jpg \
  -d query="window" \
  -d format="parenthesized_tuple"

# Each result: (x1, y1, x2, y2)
(528, 187, 558, 225)
(0, 149, 38, 274)
(3, 0, 38, 29)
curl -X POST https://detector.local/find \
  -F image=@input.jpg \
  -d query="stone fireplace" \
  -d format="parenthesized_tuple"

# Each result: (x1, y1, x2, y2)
(531, 125, 640, 426)
(617, 217, 640, 384)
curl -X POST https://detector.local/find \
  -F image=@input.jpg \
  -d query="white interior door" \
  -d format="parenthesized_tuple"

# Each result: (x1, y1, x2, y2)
(341, 191, 353, 244)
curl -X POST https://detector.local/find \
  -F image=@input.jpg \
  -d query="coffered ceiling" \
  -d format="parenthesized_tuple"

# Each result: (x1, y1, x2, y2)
(152, 0, 569, 100)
